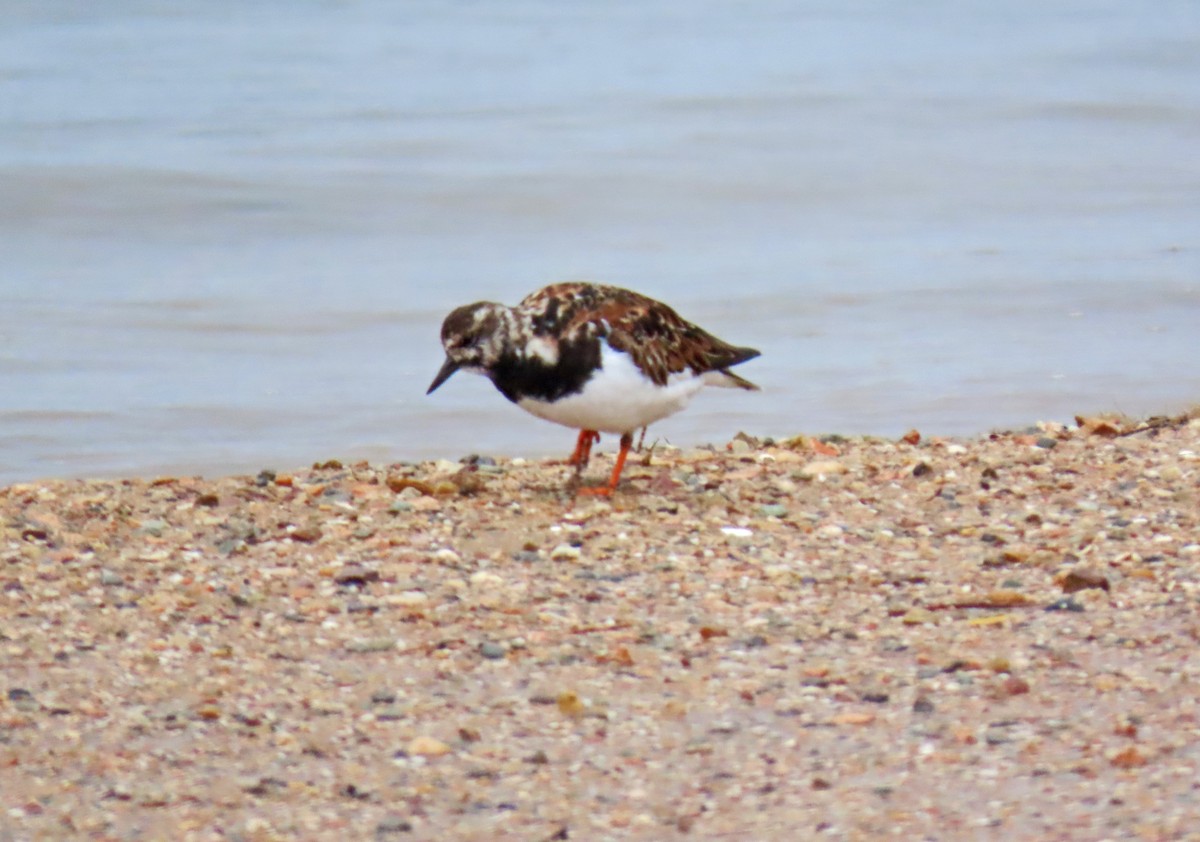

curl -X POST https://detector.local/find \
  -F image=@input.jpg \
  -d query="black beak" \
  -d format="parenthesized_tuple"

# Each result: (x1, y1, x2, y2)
(426, 356, 462, 394)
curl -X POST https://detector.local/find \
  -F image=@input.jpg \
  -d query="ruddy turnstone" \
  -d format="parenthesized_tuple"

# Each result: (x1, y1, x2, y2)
(427, 282, 760, 494)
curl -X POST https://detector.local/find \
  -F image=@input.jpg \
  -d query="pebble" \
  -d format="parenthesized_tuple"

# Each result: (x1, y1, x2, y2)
(345, 637, 396, 653)
(376, 816, 414, 836)
(1056, 568, 1110, 593)
(387, 591, 429, 607)
(137, 519, 169, 537)
(7, 688, 37, 712)
(469, 571, 505, 589)
(798, 460, 847, 479)
(479, 641, 507, 660)
(334, 564, 379, 587)
(550, 543, 582, 561)
(1045, 597, 1086, 612)
(406, 736, 452, 757)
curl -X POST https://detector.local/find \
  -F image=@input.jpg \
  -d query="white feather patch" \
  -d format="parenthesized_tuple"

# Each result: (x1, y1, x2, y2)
(523, 336, 559, 365)
(517, 344, 707, 434)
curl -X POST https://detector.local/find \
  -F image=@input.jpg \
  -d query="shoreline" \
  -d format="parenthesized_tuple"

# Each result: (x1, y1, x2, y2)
(3, 413, 1199, 839)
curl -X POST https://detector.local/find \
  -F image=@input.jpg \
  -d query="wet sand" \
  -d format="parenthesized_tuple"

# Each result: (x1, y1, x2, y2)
(3, 413, 1199, 840)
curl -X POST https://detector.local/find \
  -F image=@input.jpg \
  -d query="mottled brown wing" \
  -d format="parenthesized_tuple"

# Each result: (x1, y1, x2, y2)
(523, 282, 759, 387)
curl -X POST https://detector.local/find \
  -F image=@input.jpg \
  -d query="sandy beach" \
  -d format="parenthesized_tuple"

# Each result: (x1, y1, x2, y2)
(3, 413, 1199, 841)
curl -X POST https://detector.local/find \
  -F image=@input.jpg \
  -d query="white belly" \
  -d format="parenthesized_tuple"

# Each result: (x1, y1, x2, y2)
(517, 344, 706, 434)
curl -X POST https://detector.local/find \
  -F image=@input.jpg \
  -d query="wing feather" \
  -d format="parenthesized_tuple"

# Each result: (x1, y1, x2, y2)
(519, 282, 760, 388)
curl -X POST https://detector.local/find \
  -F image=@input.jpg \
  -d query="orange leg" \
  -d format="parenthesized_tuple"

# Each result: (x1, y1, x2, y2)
(567, 430, 600, 471)
(579, 432, 633, 496)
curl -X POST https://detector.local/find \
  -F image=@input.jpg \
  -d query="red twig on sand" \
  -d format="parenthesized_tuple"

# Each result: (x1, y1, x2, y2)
(1113, 412, 1193, 437)
(921, 601, 1039, 612)
(570, 623, 633, 635)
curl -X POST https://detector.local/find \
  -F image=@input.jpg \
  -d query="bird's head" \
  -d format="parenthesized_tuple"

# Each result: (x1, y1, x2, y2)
(426, 302, 507, 394)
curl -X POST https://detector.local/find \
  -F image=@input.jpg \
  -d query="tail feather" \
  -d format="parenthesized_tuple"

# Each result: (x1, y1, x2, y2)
(704, 369, 760, 391)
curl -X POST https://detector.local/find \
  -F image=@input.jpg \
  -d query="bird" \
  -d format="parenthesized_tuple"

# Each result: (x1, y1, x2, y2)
(427, 282, 760, 495)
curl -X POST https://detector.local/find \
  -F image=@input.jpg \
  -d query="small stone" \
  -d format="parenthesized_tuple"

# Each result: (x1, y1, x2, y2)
(902, 608, 937, 625)
(479, 641, 507, 660)
(406, 736, 452, 757)
(375, 706, 408, 722)
(408, 496, 441, 512)
(335, 564, 379, 587)
(832, 712, 875, 725)
(230, 588, 258, 607)
(985, 728, 1014, 746)
(550, 544, 581, 561)
(912, 696, 935, 714)
(345, 637, 396, 653)
(1159, 464, 1183, 482)
(1001, 676, 1031, 696)
(137, 519, 169, 537)
(388, 591, 428, 607)
(376, 816, 413, 836)
(556, 692, 585, 717)
(912, 462, 934, 477)
(99, 570, 124, 587)
(1056, 568, 1110, 593)
(758, 504, 788, 519)
(729, 439, 753, 455)
(1109, 746, 1148, 769)
(1035, 437, 1058, 449)
(799, 460, 847, 480)
(470, 571, 504, 588)
(1045, 597, 1085, 613)
(290, 525, 322, 543)
(7, 688, 36, 712)
(195, 493, 220, 508)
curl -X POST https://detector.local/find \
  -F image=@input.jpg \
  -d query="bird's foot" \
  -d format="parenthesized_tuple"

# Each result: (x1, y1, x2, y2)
(566, 430, 601, 470)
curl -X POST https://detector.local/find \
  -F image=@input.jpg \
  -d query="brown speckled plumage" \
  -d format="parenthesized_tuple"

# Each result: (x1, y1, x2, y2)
(519, 282, 760, 388)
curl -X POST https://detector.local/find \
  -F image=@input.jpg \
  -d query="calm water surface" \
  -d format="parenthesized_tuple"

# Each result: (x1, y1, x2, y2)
(2, 1, 1198, 482)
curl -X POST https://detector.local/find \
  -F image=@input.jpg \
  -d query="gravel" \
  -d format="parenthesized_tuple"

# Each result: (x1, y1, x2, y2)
(2, 413, 1199, 840)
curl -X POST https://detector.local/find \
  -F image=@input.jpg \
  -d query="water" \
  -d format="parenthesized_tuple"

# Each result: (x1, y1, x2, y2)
(3, 1, 1198, 483)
